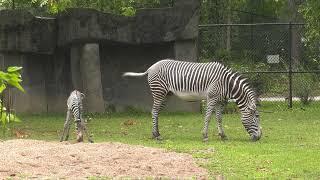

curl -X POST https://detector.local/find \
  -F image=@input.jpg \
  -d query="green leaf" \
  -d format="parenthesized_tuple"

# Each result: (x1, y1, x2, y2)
(7, 80, 25, 92)
(6, 113, 20, 123)
(7, 74, 23, 83)
(7, 66, 23, 73)
(1, 112, 7, 126)
(0, 83, 6, 94)
(0, 71, 9, 81)
(121, 6, 136, 16)
(11, 115, 21, 122)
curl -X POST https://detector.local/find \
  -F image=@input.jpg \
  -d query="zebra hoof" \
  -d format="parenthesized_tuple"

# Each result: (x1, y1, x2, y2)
(219, 134, 228, 141)
(152, 134, 162, 141)
(203, 137, 208, 142)
(152, 131, 161, 140)
(153, 136, 162, 141)
(251, 135, 261, 142)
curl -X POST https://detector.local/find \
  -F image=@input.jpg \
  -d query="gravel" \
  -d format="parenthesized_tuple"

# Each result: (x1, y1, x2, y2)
(0, 139, 207, 179)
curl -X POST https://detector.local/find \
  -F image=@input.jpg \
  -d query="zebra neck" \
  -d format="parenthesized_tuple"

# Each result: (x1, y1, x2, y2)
(233, 87, 255, 111)
(227, 73, 250, 110)
(233, 90, 249, 110)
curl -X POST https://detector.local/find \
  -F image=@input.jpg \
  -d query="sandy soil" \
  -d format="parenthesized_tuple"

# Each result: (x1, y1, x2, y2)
(0, 139, 207, 179)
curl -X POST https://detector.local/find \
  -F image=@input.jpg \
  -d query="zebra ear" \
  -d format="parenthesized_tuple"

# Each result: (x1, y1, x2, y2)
(80, 93, 85, 99)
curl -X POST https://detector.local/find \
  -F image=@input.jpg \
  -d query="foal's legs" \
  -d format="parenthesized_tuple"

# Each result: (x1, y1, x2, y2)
(60, 109, 72, 142)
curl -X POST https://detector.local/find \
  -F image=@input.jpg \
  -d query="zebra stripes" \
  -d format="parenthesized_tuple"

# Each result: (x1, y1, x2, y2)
(60, 90, 93, 143)
(123, 59, 262, 141)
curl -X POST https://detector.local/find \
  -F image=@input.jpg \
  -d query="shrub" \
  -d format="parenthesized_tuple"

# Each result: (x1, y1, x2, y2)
(0, 66, 24, 135)
(293, 73, 318, 105)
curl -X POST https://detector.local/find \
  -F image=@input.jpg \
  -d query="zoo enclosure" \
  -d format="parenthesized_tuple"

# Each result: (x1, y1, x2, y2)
(198, 22, 320, 108)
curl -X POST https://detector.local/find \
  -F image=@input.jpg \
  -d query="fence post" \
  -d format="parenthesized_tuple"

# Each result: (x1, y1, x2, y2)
(288, 22, 293, 108)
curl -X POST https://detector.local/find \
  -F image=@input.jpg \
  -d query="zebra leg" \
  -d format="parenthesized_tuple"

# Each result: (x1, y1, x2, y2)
(84, 127, 94, 143)
(65, 120, 72, 141)
(151, 103, 162, 140)
(151, 93, 167, 140)
(202, 98, 217, 142)
(149, 78, 168, 140)
(60, 109, 71, 142)
(75, 120, 84, 142)
(215, 103, 227, 140)
(65, 112, 74, 141)
(81, 120, 94, 143)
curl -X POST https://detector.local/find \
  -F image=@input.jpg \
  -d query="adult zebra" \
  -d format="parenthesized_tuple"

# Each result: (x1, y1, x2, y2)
(60, 90, 93, 143)
(123, 59, 262, 141)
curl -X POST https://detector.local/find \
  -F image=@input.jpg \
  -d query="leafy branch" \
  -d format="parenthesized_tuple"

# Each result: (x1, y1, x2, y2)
(0, 66, 24, 136)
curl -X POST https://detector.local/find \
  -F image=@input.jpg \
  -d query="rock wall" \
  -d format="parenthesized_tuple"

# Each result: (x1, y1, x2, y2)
(0, 0, 200, 113)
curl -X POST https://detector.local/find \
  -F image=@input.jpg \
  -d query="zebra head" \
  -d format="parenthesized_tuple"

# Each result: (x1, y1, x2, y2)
(241, 102, 262, 141)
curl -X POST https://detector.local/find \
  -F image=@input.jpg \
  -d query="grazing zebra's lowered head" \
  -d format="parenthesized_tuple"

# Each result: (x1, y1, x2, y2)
(123, 59, 262, 142)
(60, 90, 94, 143)
(227, 72, 262, 141)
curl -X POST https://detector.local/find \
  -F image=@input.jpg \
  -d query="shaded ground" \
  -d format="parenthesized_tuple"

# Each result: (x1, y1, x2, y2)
(0, 139, 207, 179)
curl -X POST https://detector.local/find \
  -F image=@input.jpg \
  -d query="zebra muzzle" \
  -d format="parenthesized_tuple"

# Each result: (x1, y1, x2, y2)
(251, 128, 262, 141)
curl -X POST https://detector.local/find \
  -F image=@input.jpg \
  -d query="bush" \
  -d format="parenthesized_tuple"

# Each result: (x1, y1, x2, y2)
(293, 73, 318, 105)
(0, 66, 24, 135)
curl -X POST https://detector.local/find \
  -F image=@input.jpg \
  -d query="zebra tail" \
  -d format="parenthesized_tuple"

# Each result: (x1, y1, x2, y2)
(122, 71, 148, 77)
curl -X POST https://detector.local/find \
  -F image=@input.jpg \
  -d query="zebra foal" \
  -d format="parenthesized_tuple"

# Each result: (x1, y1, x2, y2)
(123, 59, 262, 141)
(60, 90, 93, 143)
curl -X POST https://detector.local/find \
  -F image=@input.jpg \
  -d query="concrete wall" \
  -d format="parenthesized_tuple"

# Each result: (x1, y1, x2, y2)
(0, 53, 50, 113)
(0, 0, 200, 113)
(0, 10, 56, 54)
(46, 49, 72, 113)
(100, 42, 174, 111)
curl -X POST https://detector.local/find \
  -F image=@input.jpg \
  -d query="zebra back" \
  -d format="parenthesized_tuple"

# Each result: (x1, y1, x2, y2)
(151, 60, 257, 107)
(67, 90, 85, 122)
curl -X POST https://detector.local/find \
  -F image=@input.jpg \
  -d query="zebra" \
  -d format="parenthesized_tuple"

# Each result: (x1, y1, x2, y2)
(123, 59, 262, 141)
(60, 90, 94, 143)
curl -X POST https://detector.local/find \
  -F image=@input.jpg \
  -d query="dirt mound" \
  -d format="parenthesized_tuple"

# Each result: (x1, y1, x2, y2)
(0, 139, 207, 179)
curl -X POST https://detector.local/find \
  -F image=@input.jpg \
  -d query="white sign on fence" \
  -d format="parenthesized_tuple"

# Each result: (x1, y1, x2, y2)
(267, 54, 280, 64)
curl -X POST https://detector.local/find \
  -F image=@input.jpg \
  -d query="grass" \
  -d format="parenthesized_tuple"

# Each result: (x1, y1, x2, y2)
(1, 102, 320, 179)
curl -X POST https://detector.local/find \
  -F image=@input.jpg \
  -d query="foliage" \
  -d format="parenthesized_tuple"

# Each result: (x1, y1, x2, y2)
(200, 0, 287, 24)
(199, 0, 320, 102)
(293, 73, 318, 105)
(0, 66, 24, 93)
(3, 104, 320, 178)
(300, 0, 320, 42)
(0, 0, 161, 16)
(0, 66, 24, 135)
(299, 0, 320, 66)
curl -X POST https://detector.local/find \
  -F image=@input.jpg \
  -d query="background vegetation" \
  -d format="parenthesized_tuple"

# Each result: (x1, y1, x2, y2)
(0, 0, 317, 68)
(0, 0, 162, 16)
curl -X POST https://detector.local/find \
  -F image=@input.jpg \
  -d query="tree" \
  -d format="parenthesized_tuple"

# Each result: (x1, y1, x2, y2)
(0, 0, 161, 16)
(300, 0, 320, 66)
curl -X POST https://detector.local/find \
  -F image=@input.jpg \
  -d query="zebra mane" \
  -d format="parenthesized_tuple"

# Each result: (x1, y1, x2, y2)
(219, 63, 258, 106)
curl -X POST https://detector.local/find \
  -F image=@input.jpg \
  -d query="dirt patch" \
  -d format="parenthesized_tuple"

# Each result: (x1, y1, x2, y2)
(0, 139, 207, 179)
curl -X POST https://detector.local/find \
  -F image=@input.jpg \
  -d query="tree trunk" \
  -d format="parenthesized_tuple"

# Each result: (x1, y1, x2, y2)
(287, 0, 305, 70)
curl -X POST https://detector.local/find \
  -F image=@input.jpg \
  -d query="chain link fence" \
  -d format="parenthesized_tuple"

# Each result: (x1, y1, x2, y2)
(198, 23, 320, 108)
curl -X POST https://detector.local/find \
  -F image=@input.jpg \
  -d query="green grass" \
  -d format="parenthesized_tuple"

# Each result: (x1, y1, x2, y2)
(1, 102, 320, 179)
